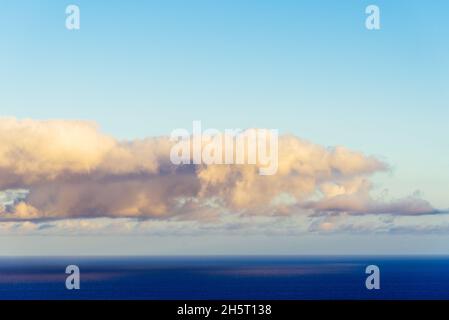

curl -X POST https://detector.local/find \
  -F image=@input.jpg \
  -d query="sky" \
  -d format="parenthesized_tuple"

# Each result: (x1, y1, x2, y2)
(0, 0, 448, 255)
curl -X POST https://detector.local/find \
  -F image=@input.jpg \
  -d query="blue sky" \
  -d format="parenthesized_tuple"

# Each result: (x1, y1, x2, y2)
(0, 1, 448, 254)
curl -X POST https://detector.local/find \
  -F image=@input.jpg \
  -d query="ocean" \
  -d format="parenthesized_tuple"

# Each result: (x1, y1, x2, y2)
(0, 256, 448, 300)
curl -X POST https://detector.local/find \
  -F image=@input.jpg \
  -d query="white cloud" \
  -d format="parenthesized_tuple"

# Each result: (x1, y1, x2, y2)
(0, 117, 444, 231)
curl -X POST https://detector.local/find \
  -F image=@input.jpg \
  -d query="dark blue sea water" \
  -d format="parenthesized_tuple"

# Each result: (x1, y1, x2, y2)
(0, 256, 448, 300)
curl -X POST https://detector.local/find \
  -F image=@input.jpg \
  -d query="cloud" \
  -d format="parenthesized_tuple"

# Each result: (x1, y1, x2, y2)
(2, 213, 449, 237)
(0, 117, 443, 223)
(307, 191, 445, 216)
(308, 213, 449, 235)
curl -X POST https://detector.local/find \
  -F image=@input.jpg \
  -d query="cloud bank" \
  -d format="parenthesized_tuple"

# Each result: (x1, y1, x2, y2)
(0, 117, 442, 224)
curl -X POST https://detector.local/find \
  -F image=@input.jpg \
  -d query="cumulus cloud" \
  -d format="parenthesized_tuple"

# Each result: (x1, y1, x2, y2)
(0, 117, 443, 223)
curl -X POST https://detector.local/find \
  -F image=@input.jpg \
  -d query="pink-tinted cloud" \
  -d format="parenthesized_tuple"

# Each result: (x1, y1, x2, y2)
(0, 117, 442, 222)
